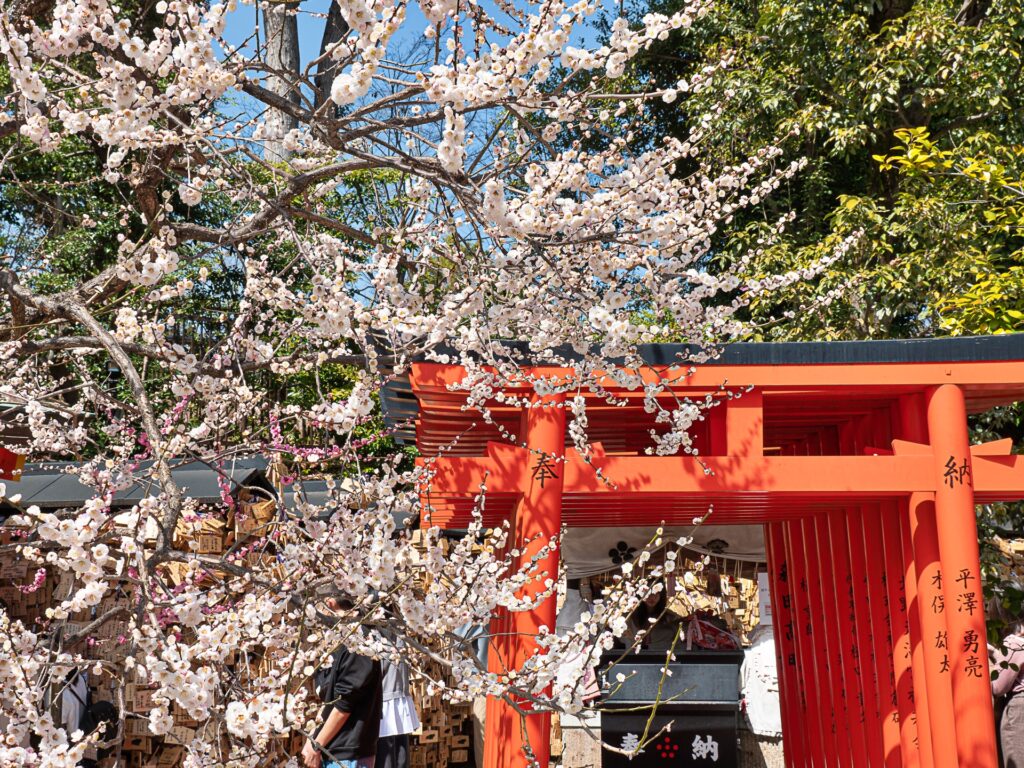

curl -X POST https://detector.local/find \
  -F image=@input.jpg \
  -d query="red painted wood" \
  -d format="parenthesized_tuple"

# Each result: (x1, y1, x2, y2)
(408, 362, 1022, 767)
(825, 509, 871, 768)
(846, 505, 886, 767)
(909, 491, 960, 768)
(409, 359, 1024, 393)
(862, 504, 901, 767)
(485, 394, 565, 768)
(899, 496, 934, 768)
(784, 520, 831, 767)
(766, 523, 806, 768)
(881, 500, 921, 768)
(927, 385, 998, 768)
(423, 450, 1024, 503)
(0, 447, 24, 481)
(809, 514, 852, 766)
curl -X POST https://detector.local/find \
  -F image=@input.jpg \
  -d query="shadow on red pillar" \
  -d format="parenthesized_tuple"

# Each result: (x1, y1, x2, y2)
(784, 520, 832, 766)
(842, 411, 887, 768)
(843, 504, 885, 766)
(809, 514, 853, 764)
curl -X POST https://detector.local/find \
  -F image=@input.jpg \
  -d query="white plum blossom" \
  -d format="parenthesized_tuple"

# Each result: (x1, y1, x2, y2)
(0, 0, 854, 761)
(437, 106, 466, 174)
(178, 181, 203, 207)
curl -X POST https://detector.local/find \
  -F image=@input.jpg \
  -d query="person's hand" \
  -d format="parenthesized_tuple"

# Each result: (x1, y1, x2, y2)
(302, 739, 322, 768)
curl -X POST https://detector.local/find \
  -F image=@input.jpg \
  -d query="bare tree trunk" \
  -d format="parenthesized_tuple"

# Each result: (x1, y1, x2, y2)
(315, 1, 349, 110)
(955, 0, 991, 26)
(262, 0, 300, 163)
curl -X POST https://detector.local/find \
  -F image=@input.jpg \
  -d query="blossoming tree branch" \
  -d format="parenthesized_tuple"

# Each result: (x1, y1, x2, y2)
(0, 0, 843, 763)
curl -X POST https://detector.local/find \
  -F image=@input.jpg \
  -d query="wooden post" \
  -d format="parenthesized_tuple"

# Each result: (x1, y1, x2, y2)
(826, 509, 871, 768)
(900, 394, 958, 768)
(766, 523, 806, 768)
(881, 500, 922, 768)
(899, 497, 935, 768)
(840, 418, 886, 767)
(784, 520, 831, 765)
(926, 385, 997, 768)
(810, 514, 853, 763)
(485, 392, 565, 768)
(862, 504, 902, 767)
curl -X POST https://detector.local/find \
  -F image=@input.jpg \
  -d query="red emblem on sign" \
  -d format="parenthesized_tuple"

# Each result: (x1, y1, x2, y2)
(655, 736, 679, 760)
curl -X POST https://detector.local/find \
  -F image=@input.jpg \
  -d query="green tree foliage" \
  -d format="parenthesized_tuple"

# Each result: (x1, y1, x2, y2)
(604, 0, 1024, 340)
(875, 127, 1024, 335)
(0, 63, 406, 468)
(596, 0, 1024, 636)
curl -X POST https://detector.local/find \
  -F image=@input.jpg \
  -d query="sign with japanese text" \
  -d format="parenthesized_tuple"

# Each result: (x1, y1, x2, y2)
(602, 712, 737, 767)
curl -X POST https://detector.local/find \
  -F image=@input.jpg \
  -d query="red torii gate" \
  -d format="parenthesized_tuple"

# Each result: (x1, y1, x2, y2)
(388, 336, 1024, 768)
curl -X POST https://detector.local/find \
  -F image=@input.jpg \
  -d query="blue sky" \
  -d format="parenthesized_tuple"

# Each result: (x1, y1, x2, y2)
(213, 0, 604, 148)
(219, 0, 600, 70)
(221, 0, 353, 64)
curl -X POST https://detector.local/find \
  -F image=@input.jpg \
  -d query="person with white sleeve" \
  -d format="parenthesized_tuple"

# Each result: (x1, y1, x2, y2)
(376, 643, 420, 768)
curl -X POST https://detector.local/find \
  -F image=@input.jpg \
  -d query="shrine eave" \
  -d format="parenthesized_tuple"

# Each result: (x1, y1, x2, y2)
(381, 335, 1024, 447)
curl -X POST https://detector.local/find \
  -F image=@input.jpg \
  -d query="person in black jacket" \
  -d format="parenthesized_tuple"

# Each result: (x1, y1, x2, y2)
(303, 597, 383, 768)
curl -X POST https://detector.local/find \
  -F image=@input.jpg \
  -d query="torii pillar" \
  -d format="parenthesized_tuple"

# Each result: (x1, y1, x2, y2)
(927, 385, 997, 767)
(484, 393, 565, 768)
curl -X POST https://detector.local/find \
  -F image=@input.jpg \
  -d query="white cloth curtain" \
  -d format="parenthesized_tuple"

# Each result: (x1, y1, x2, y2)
(741, 625, 783, 737)
(560, 525, 766, 578)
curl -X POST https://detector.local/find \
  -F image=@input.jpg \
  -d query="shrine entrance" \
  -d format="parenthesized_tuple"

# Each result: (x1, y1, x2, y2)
(384, 336, 1024, 768)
